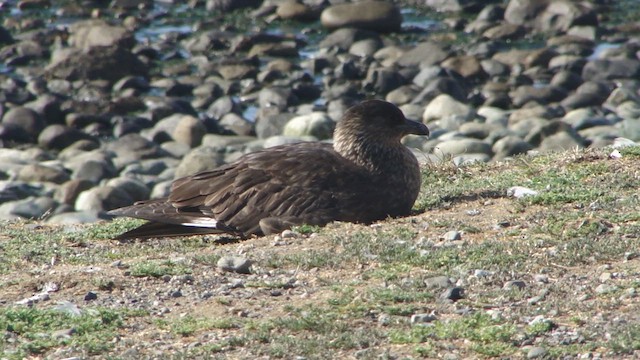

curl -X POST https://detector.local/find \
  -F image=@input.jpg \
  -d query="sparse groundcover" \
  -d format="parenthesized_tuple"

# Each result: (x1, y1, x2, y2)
(1, 148, 640, 358)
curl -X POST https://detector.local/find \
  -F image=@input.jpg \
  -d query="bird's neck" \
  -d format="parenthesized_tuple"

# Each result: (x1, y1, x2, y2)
(334, 130, 409, 173)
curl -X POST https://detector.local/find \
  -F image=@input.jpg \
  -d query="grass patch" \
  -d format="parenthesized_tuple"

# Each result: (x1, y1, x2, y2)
(0, 306, 142, 359)
(129, 259, 193, 277)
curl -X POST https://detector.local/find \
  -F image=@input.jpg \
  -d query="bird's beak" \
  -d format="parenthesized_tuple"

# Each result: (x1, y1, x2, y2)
(402, 118, 430, 137)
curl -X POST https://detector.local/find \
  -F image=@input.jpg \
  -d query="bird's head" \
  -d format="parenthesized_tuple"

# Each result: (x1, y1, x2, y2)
(335, 99, 429, 148)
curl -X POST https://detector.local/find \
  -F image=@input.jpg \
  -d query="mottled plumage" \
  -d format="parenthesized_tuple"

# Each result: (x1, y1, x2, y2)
(108, 100, 429, 239)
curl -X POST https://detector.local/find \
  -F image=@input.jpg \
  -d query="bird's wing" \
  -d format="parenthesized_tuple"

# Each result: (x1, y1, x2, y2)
(109, 142, 371, 237)
(168, 142, 369, 235)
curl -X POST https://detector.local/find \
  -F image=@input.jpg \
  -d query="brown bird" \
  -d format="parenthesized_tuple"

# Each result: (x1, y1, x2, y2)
(108, 99, 429, 239)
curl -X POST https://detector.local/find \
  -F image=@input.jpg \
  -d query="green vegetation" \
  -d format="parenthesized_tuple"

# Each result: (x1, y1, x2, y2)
(2, 148, 640, 358)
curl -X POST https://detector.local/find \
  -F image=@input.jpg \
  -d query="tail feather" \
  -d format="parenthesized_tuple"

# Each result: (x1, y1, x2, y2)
(114, 222, 226, 241)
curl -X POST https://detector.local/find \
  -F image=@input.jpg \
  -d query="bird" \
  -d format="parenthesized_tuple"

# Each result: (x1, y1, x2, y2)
(108, 99, 429, 240)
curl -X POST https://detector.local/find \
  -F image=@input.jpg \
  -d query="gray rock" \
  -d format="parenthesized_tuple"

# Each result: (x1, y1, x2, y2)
(507, 186, 539, 198)
(46, 211, 105, 224)
(45, 45, 147, 83)
(17, 163, 70, 184)
(38, 125, 95, 150)
(582, 58, 640, 82)
(536, 1, 597, 33)
(255, 113, 296, 139)
(0, 196, 57, 219)
(386, 85, 420, 105)
(283, 112, 334, 140)
(219, 113, 254, 136)
(503, 280, 526, 290)
(527, 346, 548, 359)
(71, 160, 116, 184)
(538, 132, 585, 152)
(434, 139, 492, 157)
(424, 275, 453, 289)
(105, 178, 150, 203)
(453, 153, 491, 166)
(55, 179, 94, 205)
(206, 0, 261, 12)
(174, 147, 227, 178)
(410, 313, 437, 324)
(75, 186, 133, 212)
(504, 0, 548, 26)
(2, 106, 44, 140)
(319, 28, 380, 51)
(276, 1, 318, 21)
(510, 85, 567, 107)
(423, 94, 475, 123)
(320, 1, 402, 33)
(442, 230, 462, 241)
(217, 256, 252, 274)
(68, 20, 135, 51)
(397, 42, 449, 68)
(440, 287, 464, 301)
(104, 134, 165, 167)
(349, 38, 383, 57)
(172, 115, 207, 147)
(150, 180, 173, 199)
(259, 87, 293, 112)
(492, 135, 533, 159)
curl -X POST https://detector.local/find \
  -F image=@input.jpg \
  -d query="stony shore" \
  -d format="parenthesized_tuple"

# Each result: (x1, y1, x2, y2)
(0, 0, 639, 224)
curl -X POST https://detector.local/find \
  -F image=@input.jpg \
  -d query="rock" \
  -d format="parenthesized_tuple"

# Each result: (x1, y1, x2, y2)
(492, 135, 533, 159)
(434, 139, 492, 157)
(174, 147, 226, 178)
(507, 186, 538, 198)
(45, 45, 147, 83)
(255, 113, 296, 139)
(442, 230, 462, 241)
(453, 153, 491, 166)
(84, 291, 98, 301)
(206, 0, 261, 11)
(219, 113, 254, 136)
(536, 1, 597, 33)
(104, 177, 150, 203)
(172, 115, 207, 147)
(363, 67, 405, 94)
(55, 179, 95, 205)
(397, 42, 449, 68)
(68, 20, 135, 51)
(259, 87, 293, 112)
(425, 0, 486, 12)
(2, 106, 44, 141)
(217, 256, 252, 274)
(276, 1, 318, 21)
(423, 94, 475, 122)
(503, 280, 526, 290)
(319, 28, 380, 50)
(349, 38, 383, 58)
(441, 55, 487, 81)
(510, 85, 567, 107)
(71, 160, 117, 184)
(0, 196, 57, 219)
(582, 59, 640, 82)
(17, 163, 70, 184)
(527, 346, 548, 359)
(283, 112, 334, 139)
(504, 0, 549, 26)
(320, 1, 402, 33)
(424, 276, 453, 289)
(410, 313, 437, 324)
(75, 186, 133, 212)
(38, 124, 95, 150)
(104, 134, 165, 167)
(441, 287, 464, 301)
